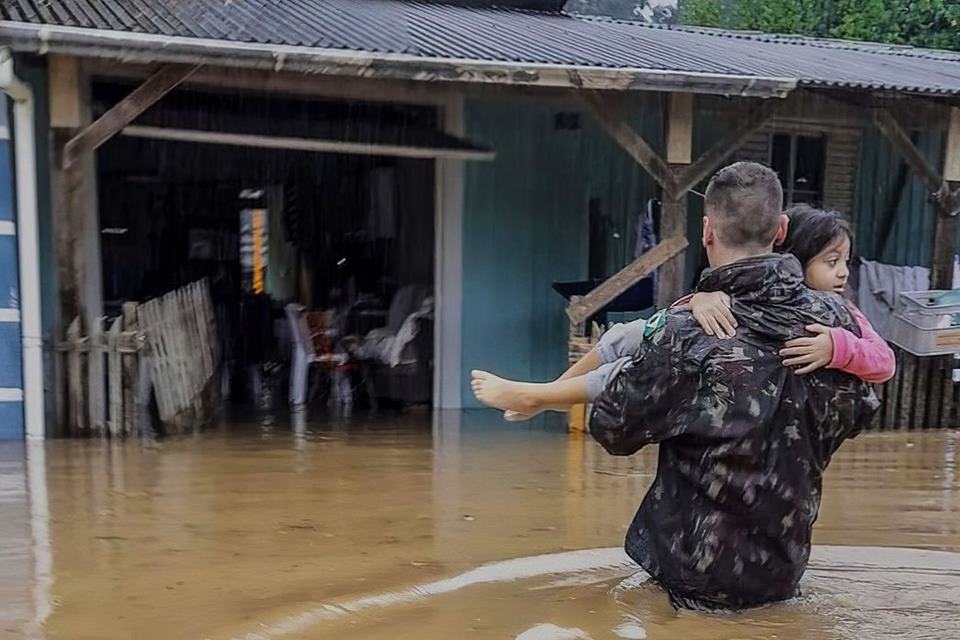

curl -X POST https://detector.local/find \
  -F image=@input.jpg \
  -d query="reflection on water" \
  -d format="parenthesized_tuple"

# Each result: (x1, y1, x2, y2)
(0, 412, 957, 639)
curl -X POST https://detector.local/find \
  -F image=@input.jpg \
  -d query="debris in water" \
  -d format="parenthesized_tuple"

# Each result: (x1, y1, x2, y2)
(515, 624, 592, 640)
(613, 621, 647, 639)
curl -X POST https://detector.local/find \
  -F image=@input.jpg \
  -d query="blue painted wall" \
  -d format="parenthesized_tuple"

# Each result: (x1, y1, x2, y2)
(0, 95, 24, 439)
(459, 95, 661, 407)
(16, 55, 57, 434)
(854, 126, 946, 267)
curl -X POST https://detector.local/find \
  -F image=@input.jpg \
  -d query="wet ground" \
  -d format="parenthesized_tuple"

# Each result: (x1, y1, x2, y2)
(1, 412, 959, 639)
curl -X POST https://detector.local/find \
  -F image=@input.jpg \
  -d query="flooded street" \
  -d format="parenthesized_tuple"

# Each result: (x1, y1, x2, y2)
(1, 413, 959, 640)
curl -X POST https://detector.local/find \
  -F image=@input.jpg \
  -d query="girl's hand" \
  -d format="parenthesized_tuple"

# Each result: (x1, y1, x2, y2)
(780, 324, 834, 374)
(690, 291, 736, 338)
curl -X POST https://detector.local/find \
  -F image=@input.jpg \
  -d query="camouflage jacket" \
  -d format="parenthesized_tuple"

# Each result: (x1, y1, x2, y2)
(590, 254, 880, 610)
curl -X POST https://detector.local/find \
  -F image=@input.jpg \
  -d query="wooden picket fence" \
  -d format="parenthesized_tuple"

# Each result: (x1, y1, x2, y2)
(57, 280, 218, 436)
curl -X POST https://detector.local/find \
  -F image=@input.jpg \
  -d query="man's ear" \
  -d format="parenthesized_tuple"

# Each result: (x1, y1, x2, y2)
(772, 214, 789, 246)
(702, 216, 713, 248)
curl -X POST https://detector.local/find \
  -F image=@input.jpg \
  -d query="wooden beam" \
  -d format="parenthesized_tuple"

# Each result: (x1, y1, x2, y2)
(121, 125, 496, 161)
(673, 100, 778, 197)
(83, 58, 458, 107)
(579, 91, 678, 193)
(932, 206, 957, 289)
(63, 63, 200, 168)
(658, 189, 689, 309)
(2, 20, 797, 98)
(566, 236, 688, 325)
(666, 93, 694, 164)
(945, 107, 960, 183)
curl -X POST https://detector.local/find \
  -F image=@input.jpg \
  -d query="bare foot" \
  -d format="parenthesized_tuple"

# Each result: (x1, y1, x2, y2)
(471, 370, 541, 415)
(504, 409, 542, 422)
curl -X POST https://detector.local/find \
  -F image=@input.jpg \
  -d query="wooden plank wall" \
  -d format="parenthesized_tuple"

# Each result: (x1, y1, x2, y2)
(872, 349, 959, 430)
(823, 131, 862, 216)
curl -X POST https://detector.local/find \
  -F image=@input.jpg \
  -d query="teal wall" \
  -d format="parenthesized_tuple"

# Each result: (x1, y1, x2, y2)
(854, 126, 945, 267)
(460, 95, 661, 407)
(0, 95, 23, 438)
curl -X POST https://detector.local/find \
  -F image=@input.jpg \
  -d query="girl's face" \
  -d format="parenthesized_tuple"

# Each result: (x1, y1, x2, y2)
(804, 233, 851, 294)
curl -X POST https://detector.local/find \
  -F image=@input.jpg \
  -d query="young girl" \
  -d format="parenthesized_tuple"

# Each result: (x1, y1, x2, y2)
(472, 206, 895, 419)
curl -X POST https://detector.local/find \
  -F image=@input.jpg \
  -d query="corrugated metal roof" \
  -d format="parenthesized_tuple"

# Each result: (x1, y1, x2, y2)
(3, 0, 960, 96)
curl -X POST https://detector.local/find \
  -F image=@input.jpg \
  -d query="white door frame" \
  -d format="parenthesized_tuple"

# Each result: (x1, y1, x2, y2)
(433, 95, 466, 409)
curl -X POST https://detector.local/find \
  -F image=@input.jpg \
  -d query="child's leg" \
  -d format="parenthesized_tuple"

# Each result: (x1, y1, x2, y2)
(501, 320, 647, 420)
(497, 357, 633, 422)
(472, 356, 633, 416)
(471, 370, 591, 415)
(498, 348, 599, 420)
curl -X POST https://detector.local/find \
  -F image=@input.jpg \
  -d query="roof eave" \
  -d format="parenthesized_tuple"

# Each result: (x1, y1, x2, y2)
(0, 21, 796, 99)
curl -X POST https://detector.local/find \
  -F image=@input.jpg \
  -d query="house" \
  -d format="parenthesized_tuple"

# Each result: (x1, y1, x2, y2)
(2, 0, 959, 438)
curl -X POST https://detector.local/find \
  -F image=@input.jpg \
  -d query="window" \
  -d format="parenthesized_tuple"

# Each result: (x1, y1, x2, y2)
(770, 133, 826, 206)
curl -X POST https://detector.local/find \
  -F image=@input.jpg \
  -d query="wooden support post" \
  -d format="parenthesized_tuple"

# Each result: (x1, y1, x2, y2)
(65, 317, 84, 433)
(88, 315, 104, 433)
(107, 316, 123, 437)
(568, 312, 588, 434)
(121, 302, 140, 436)
(945, 107, 960, 184)
(932, 205, 958, 289)
(658, 190, 688, 308)
(666, 93, 694, 164)
(49, 55, 84, 128)
(659, 94, 695, 308)
(49, 56, 84, 351)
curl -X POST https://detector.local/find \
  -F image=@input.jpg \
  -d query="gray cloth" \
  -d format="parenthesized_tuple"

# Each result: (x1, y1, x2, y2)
(596, 319, 647, 364)
(587, 319, 647, 401)
(857, 259, 938, 340)
(586, 358, 632, 400)
(359, 285, 433, 367)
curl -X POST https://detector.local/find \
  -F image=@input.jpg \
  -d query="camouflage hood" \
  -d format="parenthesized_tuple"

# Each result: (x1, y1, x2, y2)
(698, 253, 857, 343)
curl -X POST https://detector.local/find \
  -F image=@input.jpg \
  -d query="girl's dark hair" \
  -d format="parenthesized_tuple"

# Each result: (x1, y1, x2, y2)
(779, 204, 853, 266)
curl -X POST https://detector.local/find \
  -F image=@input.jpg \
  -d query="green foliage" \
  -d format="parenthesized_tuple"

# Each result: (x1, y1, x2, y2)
(679, 0, 960, 51)
(680, 0, 725, 26)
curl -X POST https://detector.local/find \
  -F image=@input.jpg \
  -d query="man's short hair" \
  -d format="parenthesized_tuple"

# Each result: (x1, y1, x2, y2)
(704, 162, 784, 249)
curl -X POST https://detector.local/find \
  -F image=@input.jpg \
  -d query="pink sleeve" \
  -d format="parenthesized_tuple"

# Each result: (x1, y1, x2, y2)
(828, 305, 896, 384)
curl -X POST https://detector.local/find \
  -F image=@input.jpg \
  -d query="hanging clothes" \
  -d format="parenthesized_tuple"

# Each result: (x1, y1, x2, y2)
(857, 256, 960, 340)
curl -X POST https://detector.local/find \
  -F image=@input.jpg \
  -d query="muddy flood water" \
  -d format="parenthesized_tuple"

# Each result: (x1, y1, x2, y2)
(1, 412, 959, 640)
